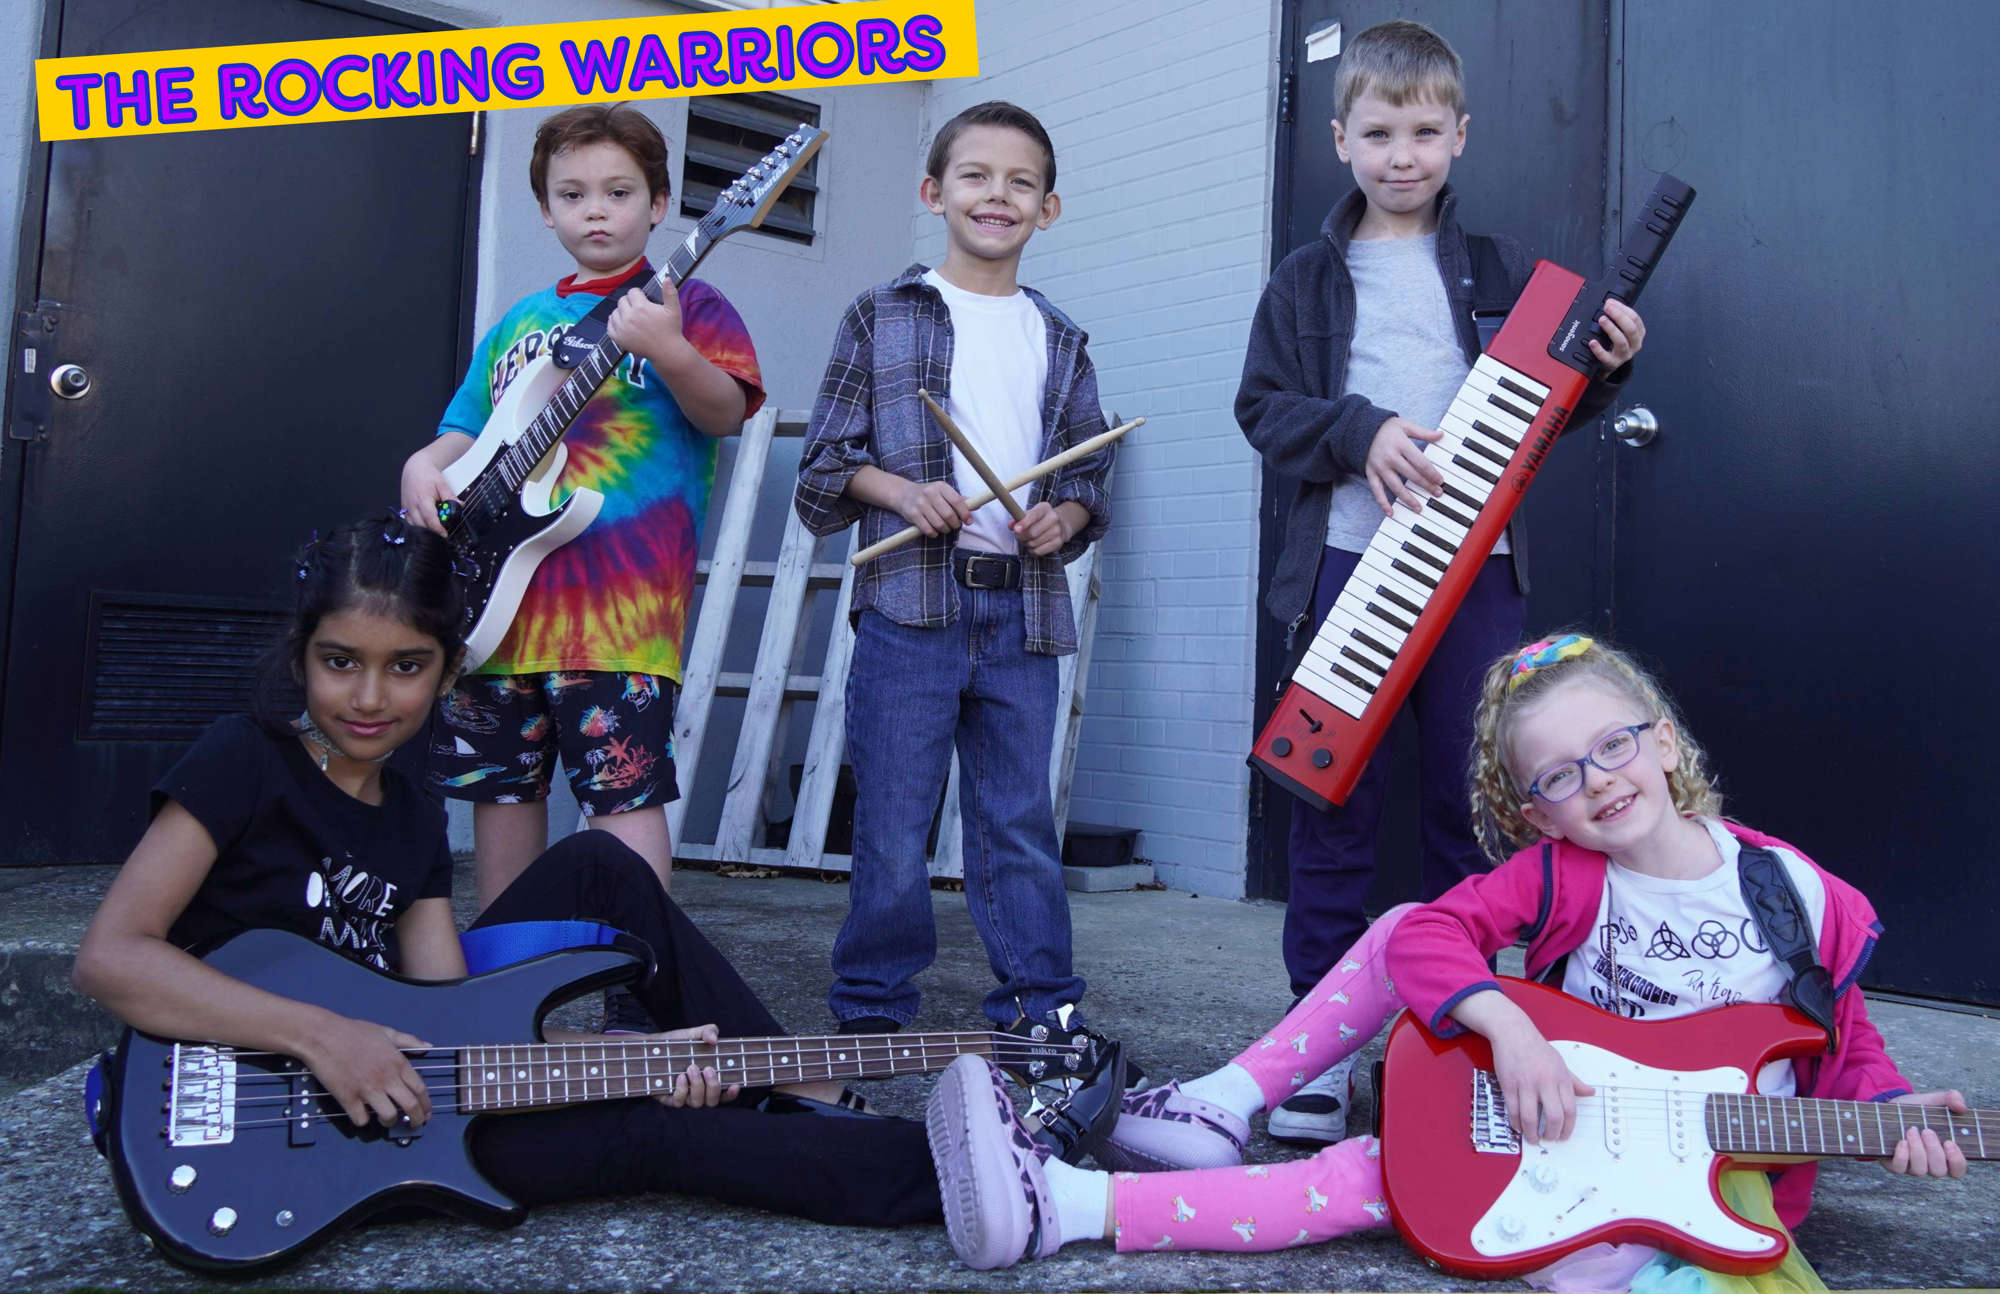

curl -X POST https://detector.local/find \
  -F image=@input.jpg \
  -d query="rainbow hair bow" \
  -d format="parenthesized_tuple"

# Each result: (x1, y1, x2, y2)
(1508, 634, 1594, 689)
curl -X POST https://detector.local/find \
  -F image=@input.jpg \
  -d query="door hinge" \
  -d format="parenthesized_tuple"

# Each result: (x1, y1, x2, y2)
(469, 111, 483, 158)
(10, 302, 62, 442)
(1279, 69, 1297, 126)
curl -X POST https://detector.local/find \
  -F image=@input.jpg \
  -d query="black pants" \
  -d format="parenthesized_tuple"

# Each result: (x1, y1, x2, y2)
(464, 833, 940, 1227)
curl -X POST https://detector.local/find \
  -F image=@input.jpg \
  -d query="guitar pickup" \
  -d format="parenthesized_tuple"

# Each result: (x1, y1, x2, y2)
(286, 1063, 318, 1147)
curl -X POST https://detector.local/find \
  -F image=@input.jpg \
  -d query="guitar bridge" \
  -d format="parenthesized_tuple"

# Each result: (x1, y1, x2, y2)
(1471, 1070, 1520, 1155)
(167, 1045, 237, 1147)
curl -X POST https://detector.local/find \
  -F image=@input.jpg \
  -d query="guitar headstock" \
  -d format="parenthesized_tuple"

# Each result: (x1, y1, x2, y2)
(708, 123, 828, 237)
(993, 1014, 1102, 1086)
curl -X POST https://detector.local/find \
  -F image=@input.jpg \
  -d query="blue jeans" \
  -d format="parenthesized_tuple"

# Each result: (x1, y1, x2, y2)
(832, 592, 1085, 1028)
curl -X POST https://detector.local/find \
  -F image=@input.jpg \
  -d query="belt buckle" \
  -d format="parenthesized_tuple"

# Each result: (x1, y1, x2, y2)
(965, 553, 1004, 589)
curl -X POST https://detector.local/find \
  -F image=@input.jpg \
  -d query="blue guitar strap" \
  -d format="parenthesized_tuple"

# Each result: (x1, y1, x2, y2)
(1738, 845, 1839, 1051)
(459, 919, 633, 975)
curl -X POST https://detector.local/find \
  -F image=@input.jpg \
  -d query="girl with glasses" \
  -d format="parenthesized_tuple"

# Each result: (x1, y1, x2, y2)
(925, 635, 1970, 1291)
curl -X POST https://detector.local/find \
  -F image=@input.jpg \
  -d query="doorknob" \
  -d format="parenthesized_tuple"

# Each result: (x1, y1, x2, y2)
(1612, 406, 1658, 447)
(49, 363, 91, 399)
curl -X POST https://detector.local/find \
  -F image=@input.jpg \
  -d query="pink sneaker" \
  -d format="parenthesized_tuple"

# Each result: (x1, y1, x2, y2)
(1095, 1081, 1250, 1172)
(926, 1054, 1062, 1270)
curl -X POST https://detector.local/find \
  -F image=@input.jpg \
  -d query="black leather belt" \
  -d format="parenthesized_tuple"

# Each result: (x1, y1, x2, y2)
(951, 549, 1022, 590)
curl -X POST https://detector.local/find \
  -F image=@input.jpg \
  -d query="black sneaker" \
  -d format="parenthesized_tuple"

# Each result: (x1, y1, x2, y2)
(1266, 1055, 1355, 1145)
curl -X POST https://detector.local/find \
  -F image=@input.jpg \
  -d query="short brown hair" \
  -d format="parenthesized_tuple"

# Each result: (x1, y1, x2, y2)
(925, 100, 1057, 193)
(529, 104, 670, 207)
(1333, 20, 1466, 123)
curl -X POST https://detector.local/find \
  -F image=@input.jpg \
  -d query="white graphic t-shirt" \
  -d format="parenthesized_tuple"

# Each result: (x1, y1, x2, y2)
(1561, 817, 1827, 1095)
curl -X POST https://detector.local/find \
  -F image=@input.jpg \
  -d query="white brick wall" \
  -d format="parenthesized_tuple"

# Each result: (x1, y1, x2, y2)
(917, 0, 1282, 896)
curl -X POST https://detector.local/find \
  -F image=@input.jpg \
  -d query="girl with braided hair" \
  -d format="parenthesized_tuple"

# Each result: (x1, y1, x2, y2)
(73, 515, 943, 1257)
(926, 635, 1967, 1290)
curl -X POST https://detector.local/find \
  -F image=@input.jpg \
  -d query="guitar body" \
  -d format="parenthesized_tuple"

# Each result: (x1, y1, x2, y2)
(102, 929, 642, 1272)
(1381, 978, 1828, 1279)
(440, 351, 604, 672)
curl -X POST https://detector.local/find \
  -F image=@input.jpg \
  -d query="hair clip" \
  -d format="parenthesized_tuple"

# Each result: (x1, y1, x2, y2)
(1508, 634, 1593, 690)
(449, 553, 479, 581)
(295, 529, 321, 579)
(382, 524, 407, 546)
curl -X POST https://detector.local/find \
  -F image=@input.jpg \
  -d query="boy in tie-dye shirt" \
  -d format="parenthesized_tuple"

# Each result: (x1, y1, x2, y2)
(403, 105, 763, 904)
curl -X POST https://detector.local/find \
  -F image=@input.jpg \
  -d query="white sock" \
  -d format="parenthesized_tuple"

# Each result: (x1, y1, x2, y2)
(1044, 1157, 1109, 1244)
(1179, 1062, 1266, 1122)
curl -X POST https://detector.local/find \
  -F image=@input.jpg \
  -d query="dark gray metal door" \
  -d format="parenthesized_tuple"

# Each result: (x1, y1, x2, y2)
(1265, 0, 1998, 1003)
(1607, 1, 1999, 1002)
(0, 0, 477, 863)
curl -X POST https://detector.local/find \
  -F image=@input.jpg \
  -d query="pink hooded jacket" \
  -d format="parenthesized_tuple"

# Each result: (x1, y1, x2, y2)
(1386, 820, 1911, 1228)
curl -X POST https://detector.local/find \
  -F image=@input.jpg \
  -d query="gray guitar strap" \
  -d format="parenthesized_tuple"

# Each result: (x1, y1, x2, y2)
(1738, 844, 1838, 1051)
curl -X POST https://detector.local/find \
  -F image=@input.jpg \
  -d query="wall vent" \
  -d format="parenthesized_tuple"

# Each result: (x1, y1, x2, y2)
(82, 594, 286, 740)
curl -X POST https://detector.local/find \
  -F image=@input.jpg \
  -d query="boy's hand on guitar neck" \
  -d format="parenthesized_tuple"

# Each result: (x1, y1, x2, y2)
(605, 284, 686, 370)
(1884, 1090, 1971, 1178)
(605, 286, 749, 437)
(295, 1010, 436, 1131)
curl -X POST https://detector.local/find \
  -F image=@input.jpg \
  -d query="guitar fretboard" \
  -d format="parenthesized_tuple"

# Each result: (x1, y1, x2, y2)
(1705, 1091, 1998, 1160)
(458, 1031, 1002, 1114)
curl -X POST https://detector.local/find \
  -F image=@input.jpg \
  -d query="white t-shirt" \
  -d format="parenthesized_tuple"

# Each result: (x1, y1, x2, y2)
(1560, 817, 1827, 1095)
(924, 269, 1048, 555)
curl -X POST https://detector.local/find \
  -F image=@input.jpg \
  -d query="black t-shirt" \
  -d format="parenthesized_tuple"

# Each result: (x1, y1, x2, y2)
(156, 715, 454, 971)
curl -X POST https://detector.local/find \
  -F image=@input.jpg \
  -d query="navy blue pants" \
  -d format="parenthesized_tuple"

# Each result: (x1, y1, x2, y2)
(1281, 546, 1526, 998)
(466, 833, 940, 1226)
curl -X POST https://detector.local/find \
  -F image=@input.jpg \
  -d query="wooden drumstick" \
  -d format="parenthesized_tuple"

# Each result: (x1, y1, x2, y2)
(919, 389, 1029, 523)
(849, 417, 1143, 567)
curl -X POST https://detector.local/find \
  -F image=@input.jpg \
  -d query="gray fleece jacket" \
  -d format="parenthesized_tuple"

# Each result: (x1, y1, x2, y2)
(1235, 186, 1627, 631)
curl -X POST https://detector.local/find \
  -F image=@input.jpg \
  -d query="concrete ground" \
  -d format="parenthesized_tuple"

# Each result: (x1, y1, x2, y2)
(2, 862, 1995, 1292)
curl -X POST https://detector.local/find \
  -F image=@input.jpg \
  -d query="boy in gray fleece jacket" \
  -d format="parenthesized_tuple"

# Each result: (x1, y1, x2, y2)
(1233, 19, 1642, 1144)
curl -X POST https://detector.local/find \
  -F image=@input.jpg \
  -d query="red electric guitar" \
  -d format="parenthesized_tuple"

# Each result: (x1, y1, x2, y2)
(1380, 977, 1994, 1278)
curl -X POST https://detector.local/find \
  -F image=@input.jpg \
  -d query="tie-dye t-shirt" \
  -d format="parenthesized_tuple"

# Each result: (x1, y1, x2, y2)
(438, 269, 764, 680)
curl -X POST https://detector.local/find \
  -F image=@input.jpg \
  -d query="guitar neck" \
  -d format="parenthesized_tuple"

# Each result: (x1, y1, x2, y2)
(506, 220, 721, 473)
(1706, 1091, 2000, 1160)
(459, 1030, 998, 1114)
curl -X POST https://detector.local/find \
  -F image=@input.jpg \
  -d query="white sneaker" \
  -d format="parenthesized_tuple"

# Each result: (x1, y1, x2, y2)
(1266, 1055, 1356, 1145)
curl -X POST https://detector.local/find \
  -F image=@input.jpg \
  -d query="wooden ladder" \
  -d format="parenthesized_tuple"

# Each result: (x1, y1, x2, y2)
(668, 406, 1107, 878)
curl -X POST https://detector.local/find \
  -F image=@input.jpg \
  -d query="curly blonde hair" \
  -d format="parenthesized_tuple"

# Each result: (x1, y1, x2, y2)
(1468, 636, 1722, 860)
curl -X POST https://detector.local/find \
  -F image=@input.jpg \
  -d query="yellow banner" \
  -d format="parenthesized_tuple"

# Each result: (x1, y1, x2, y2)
(35, 0, 976, 141)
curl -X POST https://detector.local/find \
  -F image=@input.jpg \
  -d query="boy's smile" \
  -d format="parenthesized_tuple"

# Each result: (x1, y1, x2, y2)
(1333, 90, 1468, 239)
(541, 139, 669, 280)
(922, 124, 1059, 289)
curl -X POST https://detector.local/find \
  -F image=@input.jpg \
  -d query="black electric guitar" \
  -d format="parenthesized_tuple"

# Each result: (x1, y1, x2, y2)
(439, 123, 825, 670)
(95, 928, 1093, 1272)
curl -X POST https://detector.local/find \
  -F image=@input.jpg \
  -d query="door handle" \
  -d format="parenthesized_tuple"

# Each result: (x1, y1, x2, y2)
(50, 363, 91, 399)
(1612, 406, 1659, 448)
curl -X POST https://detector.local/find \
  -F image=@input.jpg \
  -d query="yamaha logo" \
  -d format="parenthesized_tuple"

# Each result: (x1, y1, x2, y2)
(1511, 471, 1531, 495)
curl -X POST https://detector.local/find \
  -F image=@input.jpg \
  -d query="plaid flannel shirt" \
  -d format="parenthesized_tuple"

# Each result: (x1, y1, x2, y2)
(794, 265, 1115, 656)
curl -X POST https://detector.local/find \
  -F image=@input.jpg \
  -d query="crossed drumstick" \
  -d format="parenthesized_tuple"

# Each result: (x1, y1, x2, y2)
(848, 389, 1142, 567)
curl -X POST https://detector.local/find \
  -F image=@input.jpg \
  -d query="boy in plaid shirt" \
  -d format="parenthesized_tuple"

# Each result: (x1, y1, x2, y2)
(794, 101, 1115, 1037)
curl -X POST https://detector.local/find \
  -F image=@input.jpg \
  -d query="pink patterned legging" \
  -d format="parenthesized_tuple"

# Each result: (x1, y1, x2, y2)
(1110, 904, 1413, 1254)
